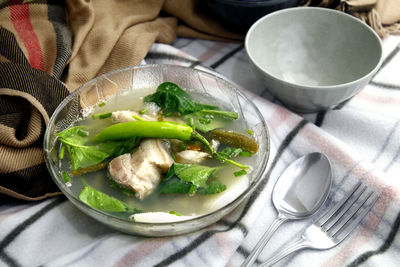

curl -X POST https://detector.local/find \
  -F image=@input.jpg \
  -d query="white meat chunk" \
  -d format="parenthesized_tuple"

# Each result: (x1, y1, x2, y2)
(111, 110, 184, 124)
(108, 139, 174, 199)
(139, 139, 174, 172)
(111, 110, 157, 123)
(176, 150, 210, 164)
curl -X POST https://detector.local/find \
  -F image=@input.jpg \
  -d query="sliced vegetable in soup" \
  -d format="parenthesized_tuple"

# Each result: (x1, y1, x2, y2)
(56, 82, 259, 222)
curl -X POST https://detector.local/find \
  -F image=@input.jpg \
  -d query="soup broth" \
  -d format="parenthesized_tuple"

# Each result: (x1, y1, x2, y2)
(57, 83, 258, 221)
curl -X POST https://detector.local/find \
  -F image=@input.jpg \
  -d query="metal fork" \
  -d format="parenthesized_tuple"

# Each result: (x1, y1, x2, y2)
(259, 182, 380, 267)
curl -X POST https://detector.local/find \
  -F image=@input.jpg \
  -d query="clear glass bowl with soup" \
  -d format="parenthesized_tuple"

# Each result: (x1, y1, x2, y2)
(44, 64, 270, 236)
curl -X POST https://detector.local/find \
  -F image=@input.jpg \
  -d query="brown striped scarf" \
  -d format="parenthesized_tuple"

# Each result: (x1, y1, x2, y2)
(0, 0, 243, 201)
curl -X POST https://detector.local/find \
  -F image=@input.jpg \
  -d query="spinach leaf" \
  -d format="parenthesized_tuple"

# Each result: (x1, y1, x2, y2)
(159, 176, 192, 194)
(234, 169, 247, 177)
(196, 179, 227, 194)
(57, 126, 139, 171)
(66, 145, 110, 171)
(169, 210, 182, 216)
(173, 163, 216, 188)
(217, 147, 253, 159)
(143, 82, 218, 115)
(184, 109, 238, 133)
(109, 179, 136, 197)
(57, 126, 87, 146)
(79, 185, 141, 213)
(159, 163, 225, 195)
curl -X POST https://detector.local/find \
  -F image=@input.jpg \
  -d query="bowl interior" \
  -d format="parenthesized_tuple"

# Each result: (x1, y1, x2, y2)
(44, 64, 270, 236)
(246, 7, 382, 87)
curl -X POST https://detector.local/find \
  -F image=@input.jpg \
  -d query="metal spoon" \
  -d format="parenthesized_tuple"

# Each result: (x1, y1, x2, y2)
(241, 152, 332, 267)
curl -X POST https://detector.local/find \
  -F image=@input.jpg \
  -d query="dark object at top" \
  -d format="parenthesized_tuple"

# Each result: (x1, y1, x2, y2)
(205, 0, 302, 33)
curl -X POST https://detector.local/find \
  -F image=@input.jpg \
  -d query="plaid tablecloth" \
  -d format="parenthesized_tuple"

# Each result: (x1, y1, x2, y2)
(1, 35, 400, 267)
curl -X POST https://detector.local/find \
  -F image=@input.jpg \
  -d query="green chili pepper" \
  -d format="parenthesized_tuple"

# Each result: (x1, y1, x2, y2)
(95, 121, 214, 154)
(95, 121, 191, 141)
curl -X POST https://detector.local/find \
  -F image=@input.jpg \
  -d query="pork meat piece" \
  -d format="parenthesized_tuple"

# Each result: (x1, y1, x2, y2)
(111, 110, 157, 122)
(108, 139, 174, 199)
(175, 150, 210, 164)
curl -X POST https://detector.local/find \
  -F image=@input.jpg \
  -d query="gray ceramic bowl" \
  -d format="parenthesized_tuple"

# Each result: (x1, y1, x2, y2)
(245, 7, 383, 113)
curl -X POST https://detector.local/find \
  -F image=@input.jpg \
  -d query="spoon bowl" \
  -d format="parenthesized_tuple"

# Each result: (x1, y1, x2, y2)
(241, 152, 332, 267)
(273, 152, 332, 219)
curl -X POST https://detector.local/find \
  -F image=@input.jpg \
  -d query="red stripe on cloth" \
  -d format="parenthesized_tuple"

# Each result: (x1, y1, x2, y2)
(10, 0, 44, 71)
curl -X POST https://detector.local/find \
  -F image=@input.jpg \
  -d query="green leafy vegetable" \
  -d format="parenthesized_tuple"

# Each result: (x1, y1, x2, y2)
(159, 163, 226, 195)
(178, 142, 187, 151)
(131, 114, 145, 121)
(60, 145, 65, 159)
(187, 117, 194, 127)
(62, 171, 71, 183)
(109, 179, 136, 197)
(139, 108, 148, 115)
(57, 126, 139, 170)
(196, 179, 226, 194)
(246, 129, 254, 135)
(218, 147, 244, 158)
(239, 151, 252, 157)
(159, 176, 191, 194)
(234, 170, 247, 177)
(77, 129, 88, 137)
(173, 163, 216, 188)
(143, 82, 218, 115)
(92, 112, 112, 119)
(184, 109, 238, 133)
(216, 147, 253, 159)
(169, 210, 182, 216)
(213, 153, 249, 170)
(79, 185, 141, 213)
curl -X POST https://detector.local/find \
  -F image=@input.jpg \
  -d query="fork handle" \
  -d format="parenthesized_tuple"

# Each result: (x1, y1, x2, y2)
(259, 237, 311, 267)
(241, 215, 287, 267)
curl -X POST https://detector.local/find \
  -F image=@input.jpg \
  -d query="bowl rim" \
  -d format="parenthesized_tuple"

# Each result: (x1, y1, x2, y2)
(44, 63, 270, 228)
(245, 6, 383, 91)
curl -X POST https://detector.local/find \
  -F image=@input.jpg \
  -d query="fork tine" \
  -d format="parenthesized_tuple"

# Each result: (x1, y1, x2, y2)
(332, 192, 379, 240)
(317, 182, 362, 226)
(323, 184, 368, 231)
(329, 189, 374, 236)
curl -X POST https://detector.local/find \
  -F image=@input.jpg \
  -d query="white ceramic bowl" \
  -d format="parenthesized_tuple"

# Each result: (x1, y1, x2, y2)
(245, 7, 383, 113)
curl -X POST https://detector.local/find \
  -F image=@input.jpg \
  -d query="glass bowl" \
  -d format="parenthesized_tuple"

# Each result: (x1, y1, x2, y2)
(44, 64, 270, 236)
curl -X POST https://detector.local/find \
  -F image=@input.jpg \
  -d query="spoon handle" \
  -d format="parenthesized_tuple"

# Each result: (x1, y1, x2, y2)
(241, 215, 287, 267)
(259, 237, 310, 267)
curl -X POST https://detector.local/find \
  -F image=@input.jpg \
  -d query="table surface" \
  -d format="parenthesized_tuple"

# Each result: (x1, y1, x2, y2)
(1, 35, 400, 267)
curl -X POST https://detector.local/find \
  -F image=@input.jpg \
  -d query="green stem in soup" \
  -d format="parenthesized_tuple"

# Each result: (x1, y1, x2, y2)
(92, 112, 112, 119)
(213, 153, 249, 170)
